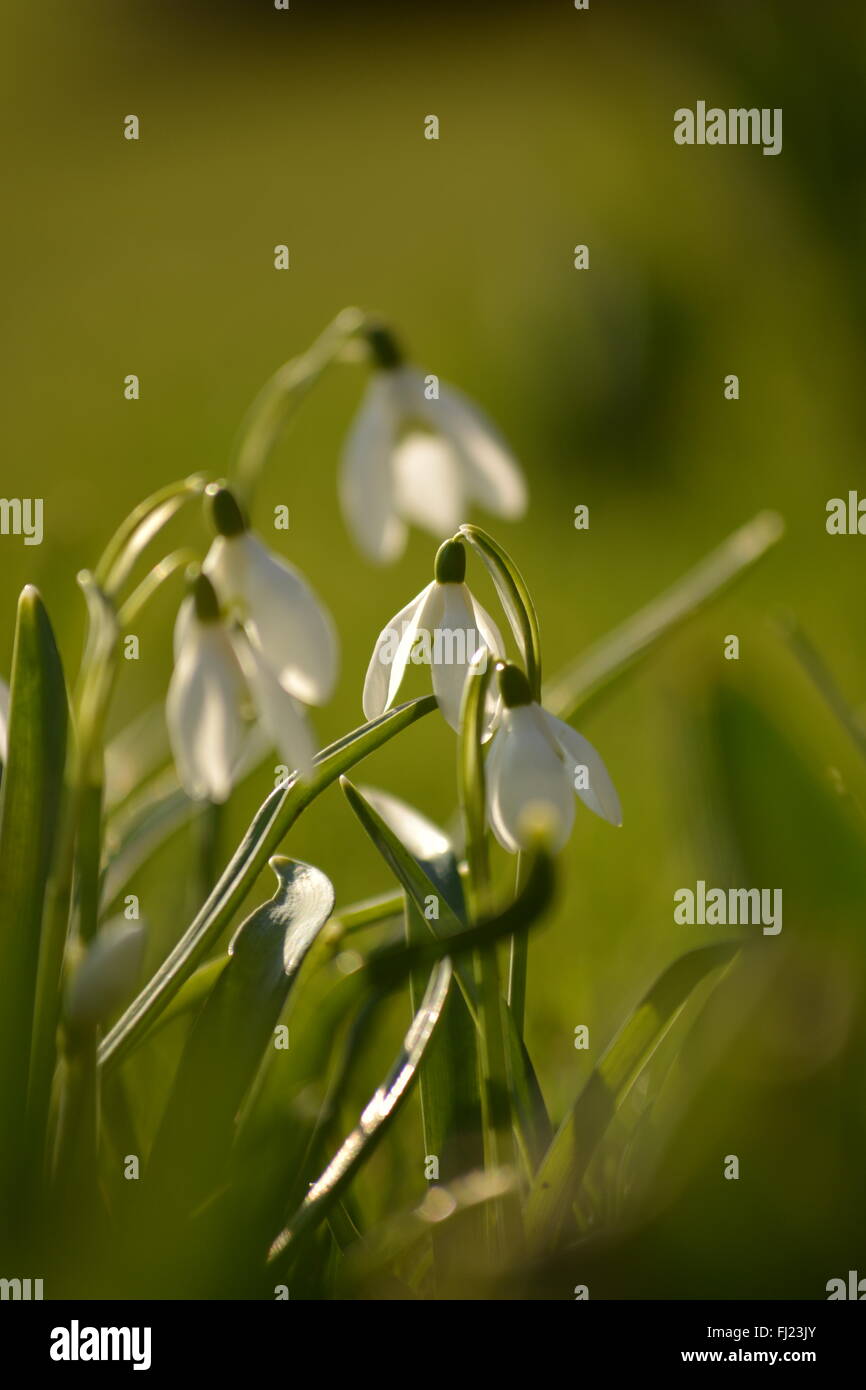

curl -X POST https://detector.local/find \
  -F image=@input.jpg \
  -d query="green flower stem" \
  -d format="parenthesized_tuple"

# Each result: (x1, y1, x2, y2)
(75, 551, 198, 946)
(457, 653, 522, 1256)
(72, 579, 121, 948)
(322, 890, 405, 948)
(51, 1028, 100, 1219)
(117, 549, 199, 628)
(93, 474, 207, 600)
(507, 852, 530, 1034)
(196, 799, 223, 901)
(459, 524, 542, 700)
(543, 510, 784, 721)
(231, 307, 368, 506)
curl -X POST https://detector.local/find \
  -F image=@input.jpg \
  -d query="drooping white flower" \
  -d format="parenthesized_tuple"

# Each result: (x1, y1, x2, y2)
(486, 663, 622, 853)
(202, 484, 338, 706)
(341, 326, 527, 563)
(167, 572, 316, 804)
(167, 592, 245, 804)
(362, 538, 503, 732)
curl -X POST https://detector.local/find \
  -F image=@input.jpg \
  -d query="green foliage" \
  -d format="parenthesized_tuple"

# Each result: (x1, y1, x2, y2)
(0, 307, 830, 1301)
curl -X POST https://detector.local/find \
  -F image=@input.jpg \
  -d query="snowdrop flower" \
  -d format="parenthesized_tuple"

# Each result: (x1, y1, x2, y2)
(486, 663, 622, 853)
(341, 325, 527, 563)
(363, 538, 504, 732)
(167, 571, 316, 803)
(202, 484, 338, 706)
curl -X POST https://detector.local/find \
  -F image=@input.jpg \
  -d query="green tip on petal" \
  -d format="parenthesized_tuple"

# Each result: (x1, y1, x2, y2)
(434, 538, 466, 584)
(188, 567, 220, 623)
(498, 660, 532, 709)
(364, 322, 404, 370)
(206, 483, 248, 538)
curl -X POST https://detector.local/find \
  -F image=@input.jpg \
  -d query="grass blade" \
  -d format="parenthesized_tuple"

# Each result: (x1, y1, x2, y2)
(340, 777, 477, 1011)
(543, 511, 784, 720)
(527, 942, 737, 1244)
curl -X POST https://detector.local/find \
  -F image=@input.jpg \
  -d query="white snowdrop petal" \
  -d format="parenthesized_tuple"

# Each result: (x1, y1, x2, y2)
(484, 725, 517, 851)
(202, 533, 242, 605)
(544, 711, 622, 826)
(166, 622, 246, 803)
(392, 432, 466, 539)
(468, 593, 506, 661)
(426, 382, 527, 519)
(233, 534, 339, 706)
(172, 596, 194, 664)
(486, 706, 574, 852)
(429, 583, 485, 732)
(235, 632, 316, 781)
(340, 374, 406, 563)
(362, 584, 433, 721)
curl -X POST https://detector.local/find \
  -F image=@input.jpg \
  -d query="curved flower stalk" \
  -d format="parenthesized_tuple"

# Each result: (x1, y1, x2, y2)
(202, 483, 338, 707)
(167, 571, 317, 802)
(363, 537, 504, 731)
(486, 662, 622, 853)
(0, 676, 8, 763)
(341, 325, 527, 563)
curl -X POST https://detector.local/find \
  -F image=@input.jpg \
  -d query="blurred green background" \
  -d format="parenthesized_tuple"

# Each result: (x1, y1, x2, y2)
(4, 0, 866, 1296)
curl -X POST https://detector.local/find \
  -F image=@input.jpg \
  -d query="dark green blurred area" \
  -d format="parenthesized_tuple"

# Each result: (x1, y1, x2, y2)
(4, 0, 866, 1297)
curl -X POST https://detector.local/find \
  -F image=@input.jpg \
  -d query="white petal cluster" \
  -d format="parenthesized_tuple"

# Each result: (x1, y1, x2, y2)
(341, 346, 527, 563)
(486, 694, 622, 854)
(362, 540, 503, 732)
(203, 530, 337, 706)
(167, 487, 337, 802)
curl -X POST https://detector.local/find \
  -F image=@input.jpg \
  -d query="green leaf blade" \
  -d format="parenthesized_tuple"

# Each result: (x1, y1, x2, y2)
(147, 856, 334, 1210)
(527, 942, 737, 1244)
(99, 695, 436, 1073)
(0, 587, 68, 1205)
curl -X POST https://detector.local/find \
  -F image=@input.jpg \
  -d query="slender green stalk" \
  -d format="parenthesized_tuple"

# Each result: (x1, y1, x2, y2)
(117, 548, 199, 628)
(459, 524, 542, 700)
(543, 510, 784, 721)
(51, 1029, 100, 1218)
(93, 474, 206, 599)
(196, 799, 223, 901)
(322, 890, 405, 948)
(457, 652, 522, 1256)
(231, 308, 367, 506)
(507, 852, 530, 1033)
(778, 612, 866, 764)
